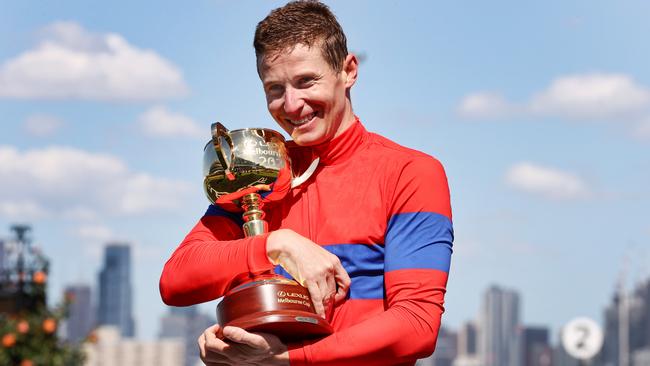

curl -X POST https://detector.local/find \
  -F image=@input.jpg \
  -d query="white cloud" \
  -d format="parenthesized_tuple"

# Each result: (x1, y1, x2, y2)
(530, 73, 650, 119)
(138, 105, 204, 139)
(0, 21, 189, 101)
(0, 201, 46, 219)
(458, 72, 650, 121)
(73, 224, 114, 242)
(70, 224, 115, 259)
(505, 162, 591, 200)
(24, 114, 64, 137)
(0, 145, 192, 220)
(457, 92, 514, 119)
(119, 173, 192, 213)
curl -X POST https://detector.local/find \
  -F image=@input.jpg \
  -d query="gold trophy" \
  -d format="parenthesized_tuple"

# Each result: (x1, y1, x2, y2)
(203, 122, 332, 341)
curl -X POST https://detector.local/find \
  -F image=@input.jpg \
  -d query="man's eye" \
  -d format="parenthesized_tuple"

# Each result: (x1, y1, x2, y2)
(298, 77, 314, 86)
(267, 84, 284, 94)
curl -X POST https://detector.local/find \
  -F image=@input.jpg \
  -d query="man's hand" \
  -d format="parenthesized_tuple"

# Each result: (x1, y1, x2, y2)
(267, 228, 351, 317)
(198, 324, 289, 366)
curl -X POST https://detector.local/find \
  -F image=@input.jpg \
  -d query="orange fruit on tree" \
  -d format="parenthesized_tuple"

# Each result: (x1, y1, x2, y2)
(2, 333, 16, 347)
(20, 360, 34, 366)
(42, 318, 57, 334)
(17, 320, 30, 334)
(33, 271, 47, 284)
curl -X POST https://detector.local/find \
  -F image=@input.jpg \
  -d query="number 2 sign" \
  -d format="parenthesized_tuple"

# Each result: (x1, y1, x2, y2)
(561, 317, 604, 361)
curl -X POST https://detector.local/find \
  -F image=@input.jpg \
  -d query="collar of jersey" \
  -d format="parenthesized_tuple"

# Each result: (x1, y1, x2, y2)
(312, 116, 367, 166)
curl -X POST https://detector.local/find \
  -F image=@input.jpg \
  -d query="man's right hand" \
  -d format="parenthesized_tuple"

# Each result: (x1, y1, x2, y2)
(266, 229, 350, 318)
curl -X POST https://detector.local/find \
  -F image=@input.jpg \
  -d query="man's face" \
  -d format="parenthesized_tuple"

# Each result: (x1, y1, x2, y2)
(259, 43, 355, 146)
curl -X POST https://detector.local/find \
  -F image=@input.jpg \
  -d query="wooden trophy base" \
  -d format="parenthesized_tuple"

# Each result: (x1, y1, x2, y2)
(217, 276, 333, 342)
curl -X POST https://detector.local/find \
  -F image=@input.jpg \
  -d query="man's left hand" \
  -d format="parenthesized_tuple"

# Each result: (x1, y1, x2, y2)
(198, 324, 290, 366)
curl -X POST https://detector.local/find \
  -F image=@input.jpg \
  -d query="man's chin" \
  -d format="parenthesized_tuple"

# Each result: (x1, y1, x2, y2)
(291, 133, 325, 147)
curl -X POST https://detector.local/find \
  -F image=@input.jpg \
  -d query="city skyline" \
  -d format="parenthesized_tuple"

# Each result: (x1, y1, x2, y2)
(4, 223, 646, 365)
(1, 0, 649, 341)
(419, 274, 650, 366)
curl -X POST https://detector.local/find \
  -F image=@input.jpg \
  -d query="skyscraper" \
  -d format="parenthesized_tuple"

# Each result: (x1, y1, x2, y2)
(601, 289, 621, 366)
(97, 243, 134, 337)
(453, 321, 480, 366)
(479, 285, 521, 366)
(601, 278, 650, 366)
(159, 305, 215, 366)
(521, 326, 551, 366)
(457, 321, 478, 358)
(64, 284, 94, 343)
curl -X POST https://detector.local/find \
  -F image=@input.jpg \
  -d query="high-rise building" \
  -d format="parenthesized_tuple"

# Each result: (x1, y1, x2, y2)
(457, 321, 478, 357)
(601, 278, 650, 366)
(159, 305, 215, 366)
(453, 321, 480, 366)
(601, 289, 621, 366)
(479, 285, 521, 366)
(630, 279, 650, 363)
(520, 326, 551, 366)
(64, 284, 94, 343)
(97, 243, 134, 337)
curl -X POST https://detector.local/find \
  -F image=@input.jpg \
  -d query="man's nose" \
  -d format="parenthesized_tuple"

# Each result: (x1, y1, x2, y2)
(283, 87, 304, 115)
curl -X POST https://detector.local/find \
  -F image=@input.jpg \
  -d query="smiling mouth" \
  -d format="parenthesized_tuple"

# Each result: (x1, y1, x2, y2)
(286, 112, 317, 127)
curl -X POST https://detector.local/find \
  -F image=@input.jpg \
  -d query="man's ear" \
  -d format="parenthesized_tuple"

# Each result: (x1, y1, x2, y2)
(342, 54, 358, 89)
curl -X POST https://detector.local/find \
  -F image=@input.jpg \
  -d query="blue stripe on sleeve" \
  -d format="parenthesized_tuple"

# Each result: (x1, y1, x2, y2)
(204, 204, 244, 225)
(274, 243, 385, 300)
(384, 212, 453, 273)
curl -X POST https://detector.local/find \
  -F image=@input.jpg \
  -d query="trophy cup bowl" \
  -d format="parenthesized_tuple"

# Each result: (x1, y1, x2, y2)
(203, 122, 333, 341)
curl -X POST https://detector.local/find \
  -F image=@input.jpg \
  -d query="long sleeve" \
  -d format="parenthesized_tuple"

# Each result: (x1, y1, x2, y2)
(159, 119, 454, 365)
(159, 205, 275, 306)
(288, 155, 453, 365)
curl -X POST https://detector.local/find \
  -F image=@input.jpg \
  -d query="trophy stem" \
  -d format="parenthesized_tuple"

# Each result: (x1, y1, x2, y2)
(241, 193, 268, 237)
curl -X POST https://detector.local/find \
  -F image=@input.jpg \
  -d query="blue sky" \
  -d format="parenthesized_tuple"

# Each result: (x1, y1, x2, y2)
(1, 0, 649, 341)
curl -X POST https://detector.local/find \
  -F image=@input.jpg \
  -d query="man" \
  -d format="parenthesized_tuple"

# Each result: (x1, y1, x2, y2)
(159, 1, 453, 365)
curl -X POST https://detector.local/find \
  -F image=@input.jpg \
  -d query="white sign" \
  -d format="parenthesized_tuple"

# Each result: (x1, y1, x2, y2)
(561, 317, 604, 360)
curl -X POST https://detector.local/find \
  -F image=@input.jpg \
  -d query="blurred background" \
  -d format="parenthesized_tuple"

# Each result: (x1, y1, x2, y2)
(1, 0, 649, 365)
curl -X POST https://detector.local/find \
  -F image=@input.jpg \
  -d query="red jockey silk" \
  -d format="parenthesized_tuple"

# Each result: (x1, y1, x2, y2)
(160, 118, 454, 365)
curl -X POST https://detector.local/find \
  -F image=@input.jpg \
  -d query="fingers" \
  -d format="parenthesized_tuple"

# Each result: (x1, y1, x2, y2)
(306, 273, 338, 318)
(268, 229, 350, 312)
(306, 255, 349, 316)
(198, 332, 206, 358)
(206, 323, 224, 338)
(334, 283, 348, 304)
(199, 324, 232, 364)
(326, 273, 336, 298)
(305, 279, 325, 317)
(198, 324, 286, 365)
(324, 275, 336, 317)
(333, 262, 351, 304)
(222, 326, 269, 350)
(203, 328, 230, 353)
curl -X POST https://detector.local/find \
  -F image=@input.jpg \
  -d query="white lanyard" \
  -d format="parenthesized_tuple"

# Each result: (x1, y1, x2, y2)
(291, 157, 320, 188)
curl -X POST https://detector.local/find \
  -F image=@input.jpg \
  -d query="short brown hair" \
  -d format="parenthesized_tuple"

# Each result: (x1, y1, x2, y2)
(254, 0, 348, 73)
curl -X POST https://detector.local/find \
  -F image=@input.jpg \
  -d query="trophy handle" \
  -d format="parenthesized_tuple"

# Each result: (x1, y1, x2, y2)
(211, 122, 236, 180)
